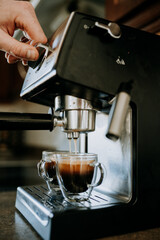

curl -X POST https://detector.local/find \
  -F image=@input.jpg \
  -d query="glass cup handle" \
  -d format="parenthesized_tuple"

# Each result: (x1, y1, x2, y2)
(37, 161, 43, 177)
(37, 160, 51, 181)
(89, 162, 105, 188)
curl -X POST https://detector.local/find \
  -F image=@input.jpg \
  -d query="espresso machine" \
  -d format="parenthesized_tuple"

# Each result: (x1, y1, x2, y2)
(0, 12, 160, 240)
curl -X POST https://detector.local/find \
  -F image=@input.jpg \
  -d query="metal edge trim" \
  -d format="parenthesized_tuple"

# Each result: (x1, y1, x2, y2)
(16, 186, 53, 218)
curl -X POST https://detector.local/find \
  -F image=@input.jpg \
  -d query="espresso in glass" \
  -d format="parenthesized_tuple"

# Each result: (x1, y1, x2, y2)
(58, 159, 94, 193)
(44, 160, 56, 183)
(56, 153, 104, 203)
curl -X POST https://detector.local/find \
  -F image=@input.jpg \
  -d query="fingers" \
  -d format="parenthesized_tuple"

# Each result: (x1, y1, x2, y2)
(5, 52, 19, 64)
(4, 35, 38, 65)
(0, 29, 39, 61)
(14, 1, 47, 44)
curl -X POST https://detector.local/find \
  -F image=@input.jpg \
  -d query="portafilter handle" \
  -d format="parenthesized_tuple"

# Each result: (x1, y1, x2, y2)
(0, 112, 64, 131)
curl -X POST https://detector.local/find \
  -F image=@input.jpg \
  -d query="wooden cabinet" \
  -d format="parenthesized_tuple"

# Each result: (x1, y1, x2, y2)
(105, 0, 160, 35)
(0, 52, 23, 102)
(105, 0, 146, 21)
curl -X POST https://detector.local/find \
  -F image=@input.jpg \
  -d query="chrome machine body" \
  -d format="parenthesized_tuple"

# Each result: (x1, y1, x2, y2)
(0, 11, 160, 240)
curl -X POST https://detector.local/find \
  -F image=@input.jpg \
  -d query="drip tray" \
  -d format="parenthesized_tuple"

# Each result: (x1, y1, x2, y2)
(15, 185, 120, 240)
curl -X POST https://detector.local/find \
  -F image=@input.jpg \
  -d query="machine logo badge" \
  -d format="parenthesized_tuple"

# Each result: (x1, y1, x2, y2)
(116, 56, 125, 65)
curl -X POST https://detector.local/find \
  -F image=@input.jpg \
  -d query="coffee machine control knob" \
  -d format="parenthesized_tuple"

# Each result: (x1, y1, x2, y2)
(95, 22, 121, 39)
(28, 43, 54, 70)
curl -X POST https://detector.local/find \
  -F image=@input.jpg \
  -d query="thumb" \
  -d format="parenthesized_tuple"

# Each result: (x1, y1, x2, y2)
(0, 29, 39, 60)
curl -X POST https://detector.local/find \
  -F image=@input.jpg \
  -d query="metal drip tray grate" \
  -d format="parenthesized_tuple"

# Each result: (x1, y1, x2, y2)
(20, 185, 118, 210)
(15, 185, 120, 240)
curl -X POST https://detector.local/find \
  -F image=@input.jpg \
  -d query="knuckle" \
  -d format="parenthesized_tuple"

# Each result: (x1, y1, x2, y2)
(20, 1, 33, 10)
(17, 2, 34, 16)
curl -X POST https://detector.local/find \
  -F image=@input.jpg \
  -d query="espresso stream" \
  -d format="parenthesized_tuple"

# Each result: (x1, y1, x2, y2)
(69, 138, 78, 154)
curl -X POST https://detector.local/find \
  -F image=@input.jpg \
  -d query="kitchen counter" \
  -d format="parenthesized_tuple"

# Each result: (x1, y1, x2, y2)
(1, 191, 160, 240)
(0, 191, 41, 240)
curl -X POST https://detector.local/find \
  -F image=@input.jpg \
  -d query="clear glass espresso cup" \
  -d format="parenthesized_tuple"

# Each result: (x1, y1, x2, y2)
(37, 151, 71, 192)
(56, 153, 104, 203)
